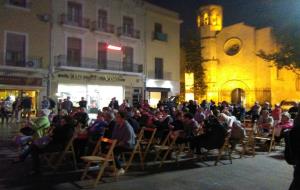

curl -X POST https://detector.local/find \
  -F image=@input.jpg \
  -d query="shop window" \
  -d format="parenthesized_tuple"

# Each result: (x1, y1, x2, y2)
(122, 46, 133, 72)
(98, 42, 107, 69)
(5, 32, 26, 67)
(67, 37, 81, 67)
(155, 58, 164, 79)
(67, 1, 82, 26)
(98, 9, 107, 30)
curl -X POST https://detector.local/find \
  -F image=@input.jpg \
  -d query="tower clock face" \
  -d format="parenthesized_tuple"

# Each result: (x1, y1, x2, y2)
(224, 38, 242, 56)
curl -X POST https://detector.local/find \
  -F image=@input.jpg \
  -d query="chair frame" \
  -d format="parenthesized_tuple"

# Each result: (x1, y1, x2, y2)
(81, 137, 117, 188)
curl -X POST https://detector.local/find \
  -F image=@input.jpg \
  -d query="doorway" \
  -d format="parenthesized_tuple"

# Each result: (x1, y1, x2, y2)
(231, 88, 245, 105)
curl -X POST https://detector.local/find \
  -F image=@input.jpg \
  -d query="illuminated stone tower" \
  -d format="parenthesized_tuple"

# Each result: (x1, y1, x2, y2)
(197, 5, 222, 100)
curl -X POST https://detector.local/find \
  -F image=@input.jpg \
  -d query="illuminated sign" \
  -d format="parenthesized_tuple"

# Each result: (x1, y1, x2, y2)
(107, 45, 122, 51)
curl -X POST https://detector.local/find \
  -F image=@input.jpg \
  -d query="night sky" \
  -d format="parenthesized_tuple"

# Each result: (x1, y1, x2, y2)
(146, 0, 300, 40)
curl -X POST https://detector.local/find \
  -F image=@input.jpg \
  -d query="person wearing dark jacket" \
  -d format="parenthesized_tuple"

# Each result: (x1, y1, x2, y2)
(190, 114, 227, 154)
(31, 116, 74, 173)
(288, 105, 300, 190)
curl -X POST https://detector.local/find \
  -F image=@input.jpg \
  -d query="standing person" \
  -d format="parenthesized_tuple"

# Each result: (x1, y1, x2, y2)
(57, 99, 63, 112)
(111, 111, 136, 175)
(62, 96, 73, 114)
(108, 97, 119, 110)
(79, 97, 87, 108)
(41, 96, 50, 109)
(1, 97, 11, 124)
(250, 101, 261, 123)
(22, 96, 32, 121)
(12, 97, 22, 123)
(288, 104, 300, 190)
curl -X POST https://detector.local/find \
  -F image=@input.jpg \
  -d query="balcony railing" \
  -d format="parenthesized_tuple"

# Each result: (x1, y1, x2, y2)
(153, 32, 168, 42)
(55, 55, 143, 73)
(60, 14, 90, 29)
(91, 21, 114, 34)
(0, 52, 42, 68)
(117, 27, 140, 39)
(5, 0, 31, 9)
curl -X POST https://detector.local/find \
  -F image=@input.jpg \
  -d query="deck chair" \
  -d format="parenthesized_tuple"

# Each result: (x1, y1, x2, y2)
(122, 129, 144, 171)
(214, 134, 232, 166)
(81, 137, 117, 188)
(154, 131, 178, 167)
(44, 135, 77, 171)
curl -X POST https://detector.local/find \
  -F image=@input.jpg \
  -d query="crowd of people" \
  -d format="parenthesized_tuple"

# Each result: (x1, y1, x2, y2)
(6, 96, 300, 189)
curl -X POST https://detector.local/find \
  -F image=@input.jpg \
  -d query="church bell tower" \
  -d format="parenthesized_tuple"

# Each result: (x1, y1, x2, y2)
(197, 5, 223, 100)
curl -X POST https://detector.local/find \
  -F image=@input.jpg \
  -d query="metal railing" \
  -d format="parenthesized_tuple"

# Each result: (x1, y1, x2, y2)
(60, 14, 90, 29)
(0, 52, 42, 68)
(117, 27, 140, 39)
(55, 55, 143, 73)
(91, 21, 114, 34)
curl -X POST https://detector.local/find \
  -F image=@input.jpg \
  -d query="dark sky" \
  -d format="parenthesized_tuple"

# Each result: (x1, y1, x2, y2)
(146, 0, 300, 40)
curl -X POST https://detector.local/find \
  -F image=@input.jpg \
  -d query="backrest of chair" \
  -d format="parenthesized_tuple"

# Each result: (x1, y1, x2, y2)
(101, 137, 117, 160)
(142, 127, 157, 143)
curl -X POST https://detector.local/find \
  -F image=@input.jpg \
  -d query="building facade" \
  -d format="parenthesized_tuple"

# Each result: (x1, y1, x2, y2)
(198, 5, 300, 108)
(0, 0, 51, 112)
(50, 0, 181, 109)
(144, 2, 181, 107)
(50, 0, 146, 109)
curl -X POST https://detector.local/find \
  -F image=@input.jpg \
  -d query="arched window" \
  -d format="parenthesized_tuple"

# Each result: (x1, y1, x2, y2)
(203, 12, 209, 25)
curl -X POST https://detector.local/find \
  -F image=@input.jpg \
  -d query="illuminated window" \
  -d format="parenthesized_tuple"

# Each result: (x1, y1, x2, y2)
(203, 13, 209, 25)
(296, 76, 300, 91)
(197, 16, 201, 27)
(211, 15, 217, 25)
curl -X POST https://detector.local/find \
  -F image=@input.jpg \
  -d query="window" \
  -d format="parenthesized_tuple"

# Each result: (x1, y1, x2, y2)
(155, 58, 163, 79)
(67, 37, 81, 67)
(122, 46, 133, 72)
(5, 32, 26, 67)
(98, 42, 107, 69)
(123, 16, 134, 35)
(8, 0, 28, 8)
(67, 2, 82, 26)
(98, 9, 107, 29)
(154, 23, 162, 33)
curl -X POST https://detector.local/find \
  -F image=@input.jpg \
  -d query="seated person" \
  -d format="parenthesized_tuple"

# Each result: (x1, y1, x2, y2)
(112, 111, 136, 175)
(257, 110, 274, 135)
(229, 120, 246, 148)
(274, 112, 293, 142)
(190, 114, 227, 154)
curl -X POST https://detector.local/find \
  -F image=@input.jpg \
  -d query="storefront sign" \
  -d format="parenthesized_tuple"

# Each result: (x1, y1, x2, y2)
(57, 73, 125, 82)
(0, 76, 43, 86)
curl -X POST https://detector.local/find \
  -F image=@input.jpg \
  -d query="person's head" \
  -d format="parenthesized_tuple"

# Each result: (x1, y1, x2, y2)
(81, 97, 85, 101)
(183, 112, 193, 122)
(175, 111, 183, 120)
(59, 109, 68, 116)
(281, 112, 291, 122)
(116, 111, 127, 125)
(104, 112, 115, 122)
(67, 96, 70, 100)
(43, 96, 47, 100)
(97, 112, 105, 121)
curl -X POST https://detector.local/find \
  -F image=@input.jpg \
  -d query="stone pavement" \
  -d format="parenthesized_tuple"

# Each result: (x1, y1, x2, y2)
(0, 122, 294, 190)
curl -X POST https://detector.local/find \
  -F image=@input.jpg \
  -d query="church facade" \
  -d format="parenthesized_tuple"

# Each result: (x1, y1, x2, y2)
(197, 5, 300, 108)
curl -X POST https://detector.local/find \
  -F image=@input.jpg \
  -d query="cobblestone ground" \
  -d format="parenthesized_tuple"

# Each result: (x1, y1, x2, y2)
(0, 122, 294, 190)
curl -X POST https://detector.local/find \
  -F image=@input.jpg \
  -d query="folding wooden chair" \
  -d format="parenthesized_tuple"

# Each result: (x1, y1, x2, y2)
(44, 135, 77, 171)
(254, 125, 276, 153)
(154, 131, 178, 167)
(140, 127, 157, 162)
(214, 134, 232, 166)
(122, 129, 144, 171)
(81, 137, 117, 188)
(240, 121, 256, 157)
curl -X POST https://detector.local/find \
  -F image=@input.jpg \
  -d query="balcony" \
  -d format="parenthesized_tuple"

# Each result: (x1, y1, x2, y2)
(55, 55, 143, 73)
(153, 32, 168, 42)
(91, 21, 114, 34)
(60, 14, 90, 29)
(0, 52, 43, 69)
(117, 27, 140, 39)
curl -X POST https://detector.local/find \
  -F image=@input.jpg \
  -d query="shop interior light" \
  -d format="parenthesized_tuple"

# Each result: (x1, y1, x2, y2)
(107, 45, 122, 51)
